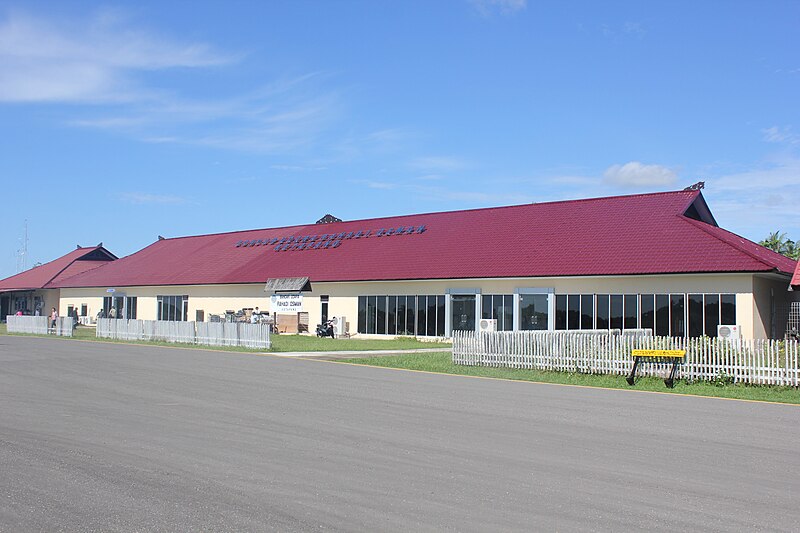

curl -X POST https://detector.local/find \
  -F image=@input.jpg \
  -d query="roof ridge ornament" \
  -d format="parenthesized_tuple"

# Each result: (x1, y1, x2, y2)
(316, 214, 343, 224)
(683, 181, 705, 191)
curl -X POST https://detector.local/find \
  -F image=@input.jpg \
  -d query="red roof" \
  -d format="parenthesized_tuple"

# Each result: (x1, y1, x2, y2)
(793, 261, 800, 288)
(53, 190, 796, 289)
(0, 246, 116, 292)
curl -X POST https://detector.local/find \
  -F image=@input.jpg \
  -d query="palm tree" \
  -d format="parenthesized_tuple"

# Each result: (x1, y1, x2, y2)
(760, 231, 799, 260)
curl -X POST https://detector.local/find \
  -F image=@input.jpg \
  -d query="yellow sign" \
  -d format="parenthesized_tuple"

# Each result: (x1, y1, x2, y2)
(632, 349, 686, 358)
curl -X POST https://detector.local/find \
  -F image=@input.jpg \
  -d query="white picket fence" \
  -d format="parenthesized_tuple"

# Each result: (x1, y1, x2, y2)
(452, 330, 800, 387)
(96, 318, 271, 349)
(6, 315, 75, 337)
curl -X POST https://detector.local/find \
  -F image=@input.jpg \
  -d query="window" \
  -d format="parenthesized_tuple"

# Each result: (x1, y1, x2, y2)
(103, 296, 137, 319)
(520, 294, 548, 330)
(321, 295, 329, 324)
(655, 294, 670, 336)
(157, 295, 188, 321)
(482, 294, 514, 331)
(580, 295, 594, 329)
(451, 294, 476, 331)
(670, 294, 685, 337)
(686, 293, 735, 338)
(405, 296, 416, 335)
(596, 295, 610, 329)
(388, 296, 397, 335)
(376, 296, 387, 334)
(640, 294, 655, 332)
(356, 295, 445, 336)
(357, 296, 366, 333)
(688, 294, 704, 337)
(721, 294, 736, 325)
(624, 295, 637, 330)
(610, 295, 623, 330)
(555, 295, 567, 330)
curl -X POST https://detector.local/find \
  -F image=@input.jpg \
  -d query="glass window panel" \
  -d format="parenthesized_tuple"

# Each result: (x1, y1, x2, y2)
(520, 294, 548, 330)
(688, 294, 704, 338)
(406, 296, 416, 335)
(580, 295, 594, 329)
(417, 296, 427, 334)
(376, 296, 387, 335)
(610, 295, 623, 330)
(482, 295, 493, 320)
(437, 296, 446, 336)
(721, 294, 736, 325)
(555, 295, 567, 330)
(596, 295, 610, 329)
(427, 296, 437, 336)
(640, 294, 654, 332)
(624, 295, 637, 330)
(396, 296, 406, 335)
(358, 296, 367, 333)
(451, 295, 476, 331)
(704, 294, 720, 337)
(388, 296, 397, 335)
(655, 294, 670, 336)
(492, 295, 505, 330)
(182, 296, 189, 321)
(568, 294, 580, 330)
(670, 294, 685, 337)
(366, 296, 376, 334)
(503, 295, 513, 331)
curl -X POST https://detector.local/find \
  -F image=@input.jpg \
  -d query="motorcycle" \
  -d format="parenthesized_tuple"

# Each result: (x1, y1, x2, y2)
(316, 320, 335, 338)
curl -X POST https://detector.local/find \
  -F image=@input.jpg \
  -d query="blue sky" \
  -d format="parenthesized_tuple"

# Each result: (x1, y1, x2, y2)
(1, 0, 799, 278)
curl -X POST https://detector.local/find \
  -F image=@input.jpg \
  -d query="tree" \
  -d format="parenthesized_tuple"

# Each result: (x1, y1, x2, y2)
(759, 231, 799, 260)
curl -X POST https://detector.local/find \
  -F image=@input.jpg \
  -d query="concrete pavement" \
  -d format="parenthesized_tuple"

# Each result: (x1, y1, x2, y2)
(1, 335, 799, 531)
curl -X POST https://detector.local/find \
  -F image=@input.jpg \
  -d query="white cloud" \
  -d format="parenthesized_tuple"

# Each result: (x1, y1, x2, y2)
(603, 161, 678, 187)
(470, 0, 527, 16)
(701, 156, 800, 241)
(120, 192, 191, 205)
(0, 10, 232, 103)
(762, 125, 799, 145)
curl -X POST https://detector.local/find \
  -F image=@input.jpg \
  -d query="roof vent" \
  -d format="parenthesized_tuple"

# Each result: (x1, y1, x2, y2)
(316, 214, 342, 224)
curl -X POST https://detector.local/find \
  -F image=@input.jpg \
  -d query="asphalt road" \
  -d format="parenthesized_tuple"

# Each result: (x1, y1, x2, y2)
(1, 336, 799, 532)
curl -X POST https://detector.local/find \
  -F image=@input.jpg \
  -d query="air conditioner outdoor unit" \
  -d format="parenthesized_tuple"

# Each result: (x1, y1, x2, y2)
(479, 318, 497, 332)
(332, 315, 346, 337)
(717, 324, 741, 340)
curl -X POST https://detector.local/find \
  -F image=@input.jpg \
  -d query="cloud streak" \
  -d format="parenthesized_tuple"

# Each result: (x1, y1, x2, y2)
(603, 161, 678, 187)
(470, 0, 527, 16)
(0, 10, 232, 103)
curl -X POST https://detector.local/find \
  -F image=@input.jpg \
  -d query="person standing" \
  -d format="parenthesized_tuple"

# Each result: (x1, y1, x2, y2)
(108, 307, 116, 319)
(50, 307, 58, 333)
(251, 307, 260, 324)
(71, 306, 79, 330)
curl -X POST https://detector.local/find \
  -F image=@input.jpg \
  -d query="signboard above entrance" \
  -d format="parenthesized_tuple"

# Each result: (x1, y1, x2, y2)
(271, 294, 303, 312)
(234, 225, 427, 252)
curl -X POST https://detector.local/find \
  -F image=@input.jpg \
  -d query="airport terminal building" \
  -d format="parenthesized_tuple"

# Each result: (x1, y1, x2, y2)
(7, 189, 797, 340)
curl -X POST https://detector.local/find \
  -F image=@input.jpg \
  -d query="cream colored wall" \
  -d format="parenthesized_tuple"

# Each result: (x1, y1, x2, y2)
(57, 272, 774, 338)
(752, 275, 794, 339)
(60, 285, 270, 321)
(58, 291, 104, 319)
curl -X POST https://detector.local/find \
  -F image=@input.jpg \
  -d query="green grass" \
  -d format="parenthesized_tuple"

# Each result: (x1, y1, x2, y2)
(342, 352, 800, 405)
(269, 334, 449, 352)
(0, 323, 450, 353)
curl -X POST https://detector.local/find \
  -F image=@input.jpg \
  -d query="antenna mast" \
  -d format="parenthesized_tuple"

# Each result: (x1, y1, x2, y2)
(16, 220, 28, 273)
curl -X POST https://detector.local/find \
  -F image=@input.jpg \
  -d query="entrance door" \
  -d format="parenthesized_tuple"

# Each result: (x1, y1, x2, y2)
(450, 295, 476, 331)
